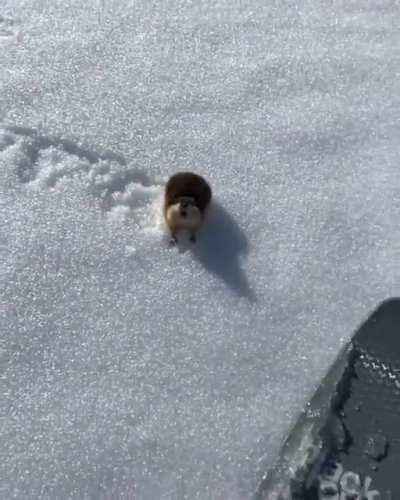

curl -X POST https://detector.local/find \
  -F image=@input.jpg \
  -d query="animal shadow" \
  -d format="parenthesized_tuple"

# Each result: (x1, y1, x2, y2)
(191, 201, 254, 300)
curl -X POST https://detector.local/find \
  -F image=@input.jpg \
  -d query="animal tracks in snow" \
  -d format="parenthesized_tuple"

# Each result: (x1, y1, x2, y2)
(0, 15, 21, 44)
(0, 125, 164, 229)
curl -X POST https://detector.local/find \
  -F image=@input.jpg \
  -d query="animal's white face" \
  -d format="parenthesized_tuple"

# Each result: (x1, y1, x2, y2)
(166, 198, 202, 231)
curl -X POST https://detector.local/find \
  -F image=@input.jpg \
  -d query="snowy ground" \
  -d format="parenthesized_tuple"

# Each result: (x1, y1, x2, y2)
(1, 0, 400, 498)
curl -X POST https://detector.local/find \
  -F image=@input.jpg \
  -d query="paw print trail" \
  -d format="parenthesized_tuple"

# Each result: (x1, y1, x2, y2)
(0, 125, 164, 231)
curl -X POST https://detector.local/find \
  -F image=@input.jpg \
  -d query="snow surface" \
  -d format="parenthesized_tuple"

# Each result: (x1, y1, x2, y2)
(1, 0, 400, 498)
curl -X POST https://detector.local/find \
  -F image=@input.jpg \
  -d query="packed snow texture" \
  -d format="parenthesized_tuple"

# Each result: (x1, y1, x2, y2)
(1, 0, 400, 498)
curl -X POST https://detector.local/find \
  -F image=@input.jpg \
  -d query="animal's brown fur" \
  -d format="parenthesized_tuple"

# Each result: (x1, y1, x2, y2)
(164, 172, 212, 242)
(164, 172, 212, 214)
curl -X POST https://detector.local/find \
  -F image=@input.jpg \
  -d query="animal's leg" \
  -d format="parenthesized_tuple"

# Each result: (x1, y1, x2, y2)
(169, 227, 178, 245)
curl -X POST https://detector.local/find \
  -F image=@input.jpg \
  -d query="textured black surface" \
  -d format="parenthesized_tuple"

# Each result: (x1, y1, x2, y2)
(258, 299, 400, 499)
(306, 298, 400, 499)
(337, 298, 400, 497)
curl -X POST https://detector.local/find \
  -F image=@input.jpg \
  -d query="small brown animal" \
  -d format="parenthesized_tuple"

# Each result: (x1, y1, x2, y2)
(164, 172, 212, 243)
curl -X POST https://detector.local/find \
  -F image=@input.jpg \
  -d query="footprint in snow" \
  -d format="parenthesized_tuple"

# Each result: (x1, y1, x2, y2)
(0, 15, 21, 44)
(0, 125, 164, 230)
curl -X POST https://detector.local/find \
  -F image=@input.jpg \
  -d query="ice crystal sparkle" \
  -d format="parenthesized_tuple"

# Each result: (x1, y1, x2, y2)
(1, 0, 400, 498)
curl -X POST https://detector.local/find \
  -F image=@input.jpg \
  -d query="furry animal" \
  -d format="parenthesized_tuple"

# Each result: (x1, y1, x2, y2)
(164, 172, 212, 243)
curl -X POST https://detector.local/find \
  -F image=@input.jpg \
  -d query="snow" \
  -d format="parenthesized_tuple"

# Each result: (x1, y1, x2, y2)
(1, 0, 400, 498)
